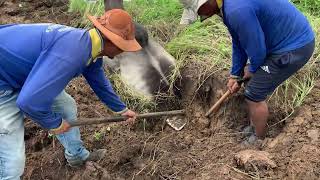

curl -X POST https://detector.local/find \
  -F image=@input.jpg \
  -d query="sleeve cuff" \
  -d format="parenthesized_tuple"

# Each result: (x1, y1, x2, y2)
(49, 120, 63, 130)
(229, 75, 242, 79)
(114, 107, 128, 114)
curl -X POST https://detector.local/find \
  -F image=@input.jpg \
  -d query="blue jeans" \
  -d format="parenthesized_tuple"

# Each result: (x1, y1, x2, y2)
(0, 90, 89, 180)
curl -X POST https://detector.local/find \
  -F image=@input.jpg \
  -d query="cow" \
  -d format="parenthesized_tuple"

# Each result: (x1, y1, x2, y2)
(103, 0, 176, 97)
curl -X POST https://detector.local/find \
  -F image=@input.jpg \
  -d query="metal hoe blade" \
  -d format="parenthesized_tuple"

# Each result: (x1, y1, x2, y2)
(166, 116, 187, 131)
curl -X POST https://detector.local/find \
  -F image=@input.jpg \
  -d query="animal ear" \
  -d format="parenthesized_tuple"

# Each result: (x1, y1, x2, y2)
(134, 23, 149, 48)
(104, 0, 124, 11)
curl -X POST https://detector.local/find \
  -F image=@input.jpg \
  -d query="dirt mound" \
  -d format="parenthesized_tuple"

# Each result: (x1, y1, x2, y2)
(2, 1, 320, 179)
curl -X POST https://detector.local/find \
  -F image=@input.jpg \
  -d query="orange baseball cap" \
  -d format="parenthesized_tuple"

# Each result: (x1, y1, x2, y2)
(87, 9, 142, 52)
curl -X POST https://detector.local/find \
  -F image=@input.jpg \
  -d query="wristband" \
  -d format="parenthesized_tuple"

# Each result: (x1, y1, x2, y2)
(50, 121, 63, 131)
(229, 75, 241, 80)
(115, 107, 128, 114)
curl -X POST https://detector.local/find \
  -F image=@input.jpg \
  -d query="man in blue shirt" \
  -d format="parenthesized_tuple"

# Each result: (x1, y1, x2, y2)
(180, 0, 315, 143)
(0, 9, 141, 179)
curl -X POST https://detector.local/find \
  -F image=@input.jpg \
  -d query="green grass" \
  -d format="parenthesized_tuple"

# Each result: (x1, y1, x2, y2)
(69, 0, 89, 14)
(69, 0, 104, 16)
(69, 0, 104, 27)
(166, 17, 231, 69)
(106, 72, 157, 112)
(124, 0, 182, 25)
(124, 0, 183, 43)
(293, 0, 320, 15)
(69, 0, 183, 35)
(165, 16, 232, 89)
(268, 13, 320, 118)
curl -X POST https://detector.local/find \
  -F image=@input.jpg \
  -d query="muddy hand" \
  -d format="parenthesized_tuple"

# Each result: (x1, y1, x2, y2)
(49, 120, 71, 135)
(121, 109, 137, 125)
(227, 78, 241, 94)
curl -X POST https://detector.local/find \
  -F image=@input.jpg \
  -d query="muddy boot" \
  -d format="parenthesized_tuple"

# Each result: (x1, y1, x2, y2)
(68, 149, 107, 167)
(86, 149, 107, 162)
(242, 125, 255, 136)
(242, 134, 263, 147)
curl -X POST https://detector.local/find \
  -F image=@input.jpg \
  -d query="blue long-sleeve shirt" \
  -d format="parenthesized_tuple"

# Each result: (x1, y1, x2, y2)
(221, 0, 315, 76)
(0, 24, 127, 129)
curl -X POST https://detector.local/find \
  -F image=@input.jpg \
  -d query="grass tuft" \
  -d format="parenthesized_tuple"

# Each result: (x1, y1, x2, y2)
(69, 0, 104, 27)
(292, 0, 320, 16)
(106, 71, 157, 112)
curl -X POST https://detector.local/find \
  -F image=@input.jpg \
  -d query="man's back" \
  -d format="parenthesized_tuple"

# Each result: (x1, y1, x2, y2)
(223, 0, 314, 54)
(0, 24, 91, 90)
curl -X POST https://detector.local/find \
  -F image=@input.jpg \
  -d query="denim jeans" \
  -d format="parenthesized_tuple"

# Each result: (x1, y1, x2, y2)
(0, 90, 89, 180)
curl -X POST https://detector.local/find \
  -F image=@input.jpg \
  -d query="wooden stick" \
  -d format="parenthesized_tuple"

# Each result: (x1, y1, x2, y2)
(70, 110, 185, 127)
(205, 90, 231, 117)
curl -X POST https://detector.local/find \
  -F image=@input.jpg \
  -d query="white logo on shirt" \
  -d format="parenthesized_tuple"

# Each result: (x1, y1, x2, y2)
(45, 24, 73, 33)
(261, 66, 270, 73)
(58, 27, 75, 32)
(46, 24, 62, 32)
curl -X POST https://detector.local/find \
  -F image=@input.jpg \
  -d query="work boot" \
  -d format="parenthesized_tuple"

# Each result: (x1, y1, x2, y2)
(242, 134, 264, 148)
(86, 149, 107, 162)
(68, 149, 107, 167)
(242, 125, 255, 136)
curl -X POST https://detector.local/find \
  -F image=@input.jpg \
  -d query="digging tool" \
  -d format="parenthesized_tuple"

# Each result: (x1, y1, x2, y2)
(205, 90, 231, 117)
(70, 110, 186, 130)
(205, 78, 248, 118)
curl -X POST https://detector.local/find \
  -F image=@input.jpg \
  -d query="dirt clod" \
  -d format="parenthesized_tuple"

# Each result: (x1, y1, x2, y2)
(235, 150, 277, 171)
(307, 129, 319, 142)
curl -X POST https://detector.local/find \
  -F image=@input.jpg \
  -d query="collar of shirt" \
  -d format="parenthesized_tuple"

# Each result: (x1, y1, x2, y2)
(216, 0, 223, 9)
(217, 0, 224, 17)
(87, 28, 104, 66)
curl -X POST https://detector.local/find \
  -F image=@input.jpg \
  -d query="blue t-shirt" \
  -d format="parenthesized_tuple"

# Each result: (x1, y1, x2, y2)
(221, 0, 315, 76)
(0, 24, 127, 129)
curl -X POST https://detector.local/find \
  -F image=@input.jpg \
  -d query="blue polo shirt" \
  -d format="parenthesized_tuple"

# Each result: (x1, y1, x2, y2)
(0, 23, 127, 129)
(221, 0, 315, 76)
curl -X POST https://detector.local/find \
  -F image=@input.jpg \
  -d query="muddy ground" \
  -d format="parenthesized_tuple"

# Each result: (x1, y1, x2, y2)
(2, 1, 320, 179)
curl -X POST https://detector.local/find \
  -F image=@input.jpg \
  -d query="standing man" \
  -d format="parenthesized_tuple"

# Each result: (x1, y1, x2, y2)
(0, 9, 141, 179)
(180, 0, 315, 142)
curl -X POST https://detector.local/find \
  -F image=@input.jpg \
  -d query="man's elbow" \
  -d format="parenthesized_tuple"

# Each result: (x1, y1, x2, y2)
(16, 96, 33, 113)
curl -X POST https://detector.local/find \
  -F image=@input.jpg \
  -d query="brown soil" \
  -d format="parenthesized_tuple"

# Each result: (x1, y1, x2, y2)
(2, 1, 320, 179)
(0, 0, 76, 24)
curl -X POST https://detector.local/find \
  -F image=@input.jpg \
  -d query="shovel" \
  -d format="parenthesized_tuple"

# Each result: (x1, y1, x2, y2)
(70, 110, 187, 131)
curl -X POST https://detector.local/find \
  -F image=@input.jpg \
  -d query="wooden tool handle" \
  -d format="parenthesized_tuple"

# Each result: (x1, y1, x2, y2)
(205, 90, 231, 117)
(70, 110, 185, 127)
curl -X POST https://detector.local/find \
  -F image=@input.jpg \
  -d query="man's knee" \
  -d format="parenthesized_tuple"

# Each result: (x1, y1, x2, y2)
(52, 91, 77, 122)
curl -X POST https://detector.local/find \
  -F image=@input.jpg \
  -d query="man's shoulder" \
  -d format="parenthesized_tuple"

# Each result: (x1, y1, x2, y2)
(46, 28, 91, 65)
(224, 0, 254, 15)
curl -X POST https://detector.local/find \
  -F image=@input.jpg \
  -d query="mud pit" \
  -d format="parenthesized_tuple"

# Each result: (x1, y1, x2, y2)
(2, 1, 320, 179)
